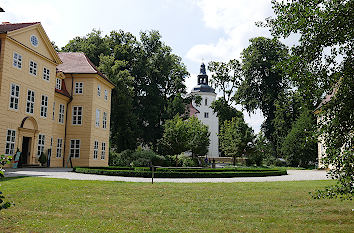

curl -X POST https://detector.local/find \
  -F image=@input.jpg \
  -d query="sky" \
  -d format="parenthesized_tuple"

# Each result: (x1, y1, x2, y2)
(1, 0, 284, 133)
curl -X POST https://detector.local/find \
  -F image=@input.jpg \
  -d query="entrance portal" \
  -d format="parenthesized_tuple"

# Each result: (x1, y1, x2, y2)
(19, 136, 31, 167)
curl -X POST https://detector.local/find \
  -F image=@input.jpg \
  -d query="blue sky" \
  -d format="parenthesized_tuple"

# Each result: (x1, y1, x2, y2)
(1, 0, 283, 133)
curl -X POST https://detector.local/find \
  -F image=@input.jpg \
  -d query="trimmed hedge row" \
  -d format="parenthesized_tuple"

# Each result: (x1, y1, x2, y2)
(74, 167, 287, 178)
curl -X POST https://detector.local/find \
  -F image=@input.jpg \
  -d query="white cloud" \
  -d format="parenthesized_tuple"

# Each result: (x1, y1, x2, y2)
(187, 0, 274, 62)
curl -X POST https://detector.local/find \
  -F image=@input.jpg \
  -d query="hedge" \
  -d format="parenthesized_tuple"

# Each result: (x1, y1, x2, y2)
(74, 167, 287, 178)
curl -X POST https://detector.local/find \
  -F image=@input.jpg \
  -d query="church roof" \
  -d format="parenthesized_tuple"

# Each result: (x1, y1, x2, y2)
(191, 62, 215, 93)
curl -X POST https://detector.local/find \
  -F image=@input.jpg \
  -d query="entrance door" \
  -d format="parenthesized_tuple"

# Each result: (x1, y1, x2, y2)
(19, 137, 31, 167)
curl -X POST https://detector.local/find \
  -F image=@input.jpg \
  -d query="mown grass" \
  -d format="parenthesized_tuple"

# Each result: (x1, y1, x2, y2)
(0, 177, 353, 232)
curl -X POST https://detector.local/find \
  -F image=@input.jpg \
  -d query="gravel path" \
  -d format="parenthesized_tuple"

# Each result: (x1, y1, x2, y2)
(3, 168, 330, 183)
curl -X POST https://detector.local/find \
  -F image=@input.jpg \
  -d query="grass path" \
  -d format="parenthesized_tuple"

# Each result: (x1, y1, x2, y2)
(0, 177, 353, 232)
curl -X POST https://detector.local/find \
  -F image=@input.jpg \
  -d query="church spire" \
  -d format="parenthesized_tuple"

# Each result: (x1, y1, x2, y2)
(197, 62, 208, 85)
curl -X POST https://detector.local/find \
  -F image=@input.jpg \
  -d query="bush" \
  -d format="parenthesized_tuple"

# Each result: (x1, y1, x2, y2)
(74, 166, 287, 178)
(39, 152, 47, 166)
(109, 148, 167, 167)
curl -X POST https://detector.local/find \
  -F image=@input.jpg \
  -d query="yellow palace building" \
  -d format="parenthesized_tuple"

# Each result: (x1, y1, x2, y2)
(0, 22, 114, 167)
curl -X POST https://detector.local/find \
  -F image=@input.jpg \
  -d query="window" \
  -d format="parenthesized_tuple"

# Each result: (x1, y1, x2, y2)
(26, 90, 35, 114)
(43, 67, 50, 81)
(30, 35, 39, 47)
(204, 112, 209, 118)
(93, 141, 99, 159)
(72, 106, 83, 125)
(97, 85, 101, 96)
(70, 139, 80, 158)
(9, 83, 20, 110)
(56, 138, 63, 158)
(52, 102, 55, 120)
(58, 104, 65, 124)
(13, 52, 22, 69)
(101, 142, 106, 160)
(75, 82, 83, 94)
(104, 90, 108, 100)
(205, 98, 208, 106)
(37, 134, 45, 157)
(95, 109, 100, 127)
(5, 129, 16, 155)
(56, 78, 62, 90)
(40, 95, 48, 118)
(103, 112, 107, 129)
(29, 60, 37, 76)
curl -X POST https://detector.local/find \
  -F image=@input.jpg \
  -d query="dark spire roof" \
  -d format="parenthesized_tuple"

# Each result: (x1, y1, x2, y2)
(191, 62, 215, 93)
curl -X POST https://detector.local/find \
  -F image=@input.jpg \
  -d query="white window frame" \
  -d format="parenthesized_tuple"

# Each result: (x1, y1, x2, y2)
(26, 89, 35, 114)
(93, 141, 99, 159)
(52, 102, 55, 121)
(58, 104, 65, 124)
(43, 67, 50, 81)
(70, 139, 80, 158)
(29, 60, 37, 76)
(56, 138, 63, 158)
(9, 83, 20, 110)
(104, 89, 108, 101)
(13, 52, 22, 69)
(40, 95, 48, 118)
(95, 109, 100, 127)
(72, 106, 83, 125)
(56, 78, 62, 90)
(5, 129, 16, 155)
(74, 82, 84, 94)
(103, 112, 107, 129)
(37, 134, 45, 157)
(97, 85, 101, 96)
(204, 112, 209, 118)
(101, 142, 106, 160)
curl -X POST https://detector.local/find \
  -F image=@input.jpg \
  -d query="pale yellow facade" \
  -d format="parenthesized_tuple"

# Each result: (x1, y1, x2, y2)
(0, 23, 114, 167)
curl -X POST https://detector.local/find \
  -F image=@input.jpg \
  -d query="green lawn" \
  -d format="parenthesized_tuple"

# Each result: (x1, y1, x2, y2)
(0, 177, 353, 232)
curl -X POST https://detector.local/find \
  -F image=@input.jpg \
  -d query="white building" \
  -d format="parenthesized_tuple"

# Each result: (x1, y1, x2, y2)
(190, 63, 219, 158)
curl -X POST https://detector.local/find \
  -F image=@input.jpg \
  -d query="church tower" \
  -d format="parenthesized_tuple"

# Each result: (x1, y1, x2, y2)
(190, 63, 219, 158)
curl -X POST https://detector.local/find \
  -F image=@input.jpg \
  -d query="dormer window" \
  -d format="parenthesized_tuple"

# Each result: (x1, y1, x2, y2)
(56, 78, 62, 90)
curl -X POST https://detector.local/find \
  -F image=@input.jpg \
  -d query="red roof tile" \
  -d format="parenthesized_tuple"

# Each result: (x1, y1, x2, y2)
(0, 22, 39, 33)
(57, 52, 114, 86)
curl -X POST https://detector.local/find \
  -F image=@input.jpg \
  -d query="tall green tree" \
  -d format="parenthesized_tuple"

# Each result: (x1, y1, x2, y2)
(235, 37, 289, 157)
(62, 29, 189, 151)
(281, 108, 317, 168)
(266, 0, 353, 199)
(208, 59, 244, 127)
(158, 115, 210, 157)
(219, 117, 254, 165)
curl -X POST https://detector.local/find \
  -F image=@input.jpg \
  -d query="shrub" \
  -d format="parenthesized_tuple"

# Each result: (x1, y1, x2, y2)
(39, 152, 47, 166)
(109, 148, 167, 167)
(74, 166, 287, 178)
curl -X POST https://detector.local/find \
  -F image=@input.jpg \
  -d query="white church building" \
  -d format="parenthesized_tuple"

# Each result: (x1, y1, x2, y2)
(189, 63, 219, 158)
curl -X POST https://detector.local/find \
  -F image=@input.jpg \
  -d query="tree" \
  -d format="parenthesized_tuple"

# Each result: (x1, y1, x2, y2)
(266, 0, 353, 199)
(210, 98, 243, 126)
(219, 117, 254, 165)
(272, 91, 303, 157)
(186, 116, 210, 157)
(281, 108, 317, 168)
(158, 115, 210, 157)
(235, 37, 289, 157)
(62, 29, 189, 151)
(208, 59, 242, 104)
